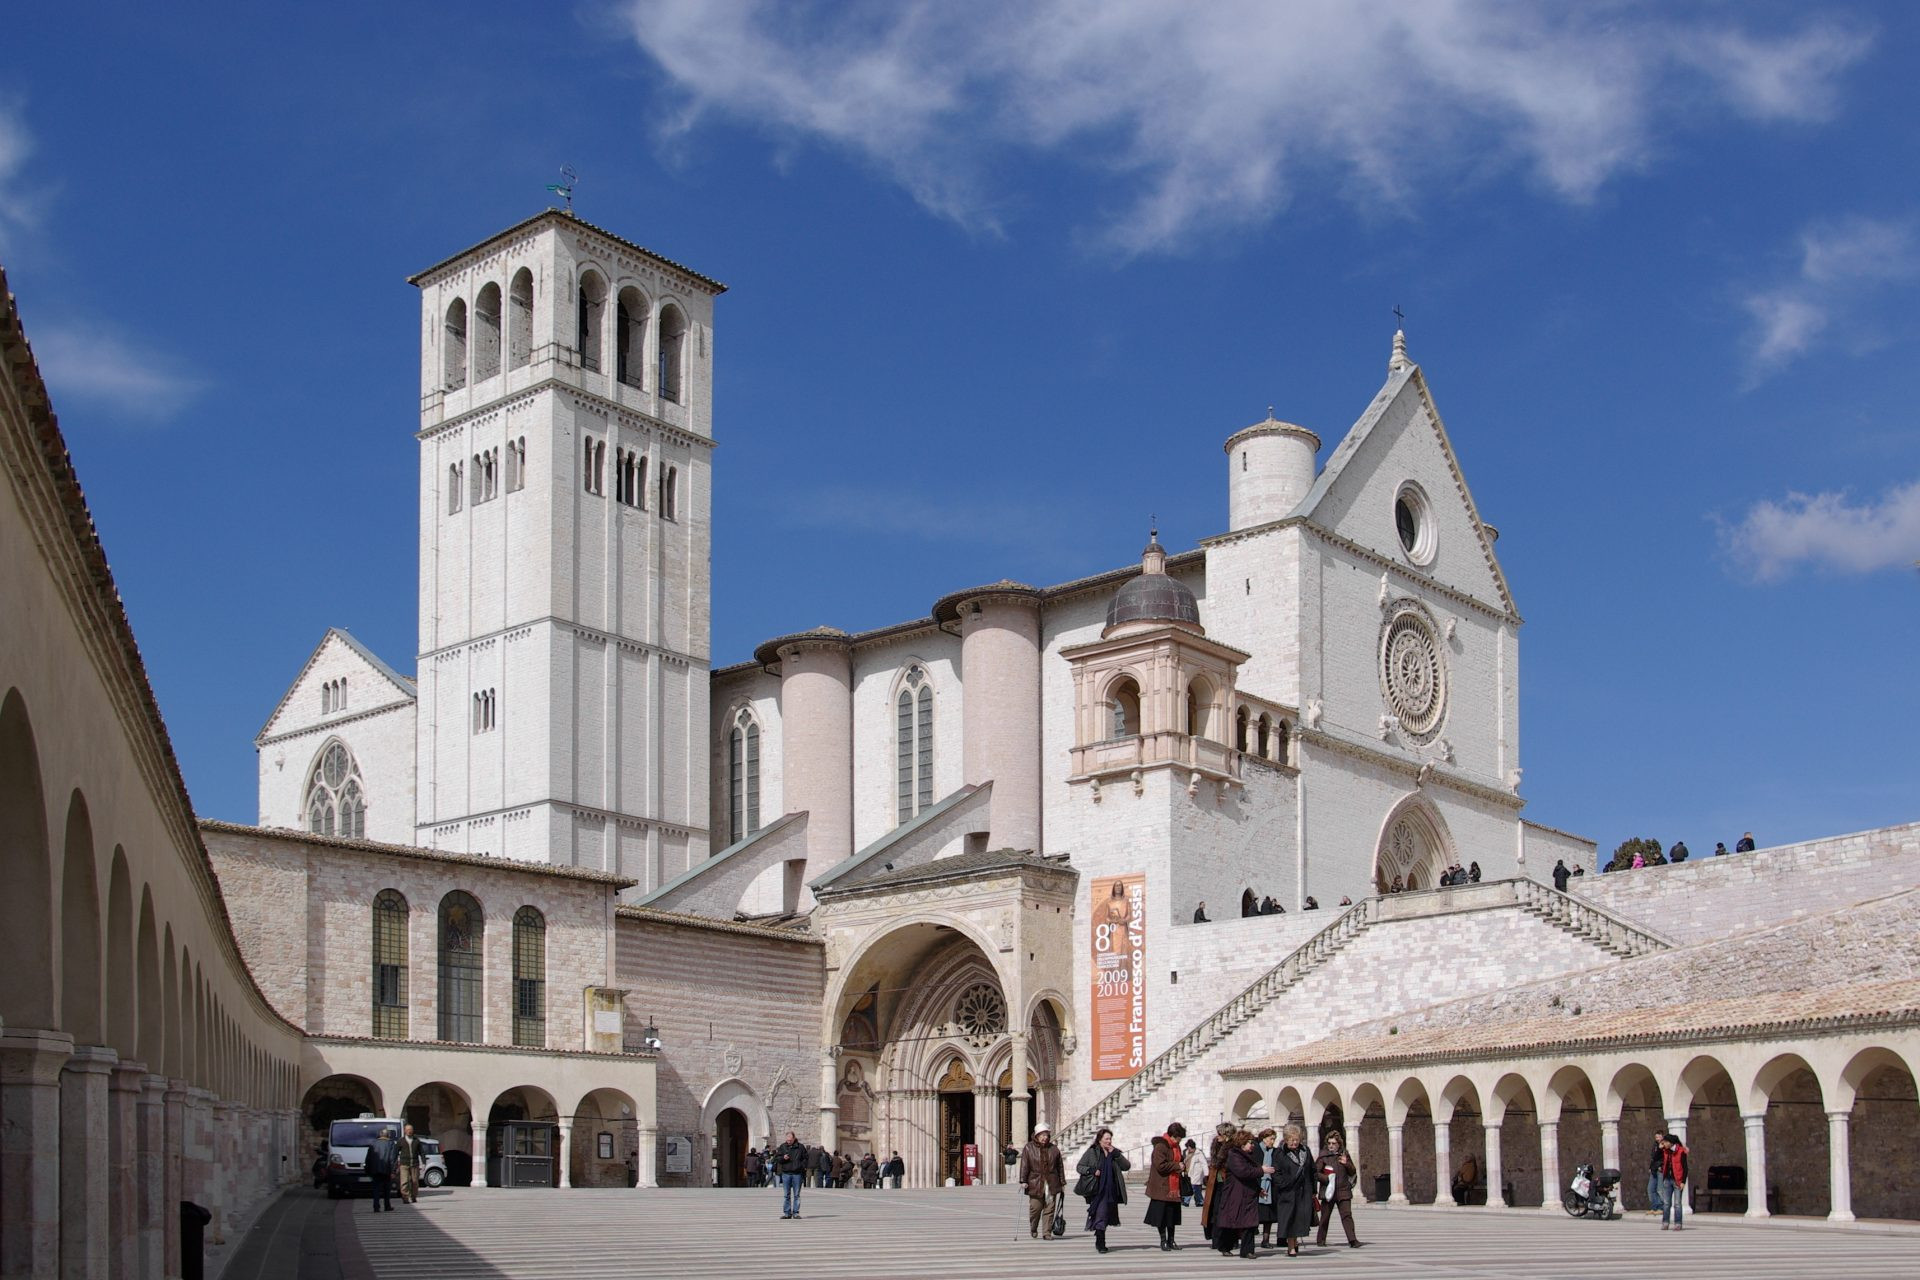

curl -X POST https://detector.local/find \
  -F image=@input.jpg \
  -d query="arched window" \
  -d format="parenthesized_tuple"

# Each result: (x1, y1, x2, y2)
(448, 461, 464, 514)
(727, 709, 762, 845)
(1255, 714, 1271, 758)
(340, 780, 366, 839)
(469, 453, 484, 506)
(577, 271, 607, 372)
(443, 297, 468, 391)
(1107, 676, 1141, 740)
(1240, 889, 1257, 917)
(305, 740, 364, 839)
(1273, 719, 1290, 765)
(506, 437, 527, 492)
(658, 305, 687, 402)
(511, 906, 545, 1048)
(661, 466, 678, 520)
(472, 282, 502, 381)
(583, 437, 605, 496)
(507, 268, 533, 370)
(1187, 677, 1215, 741)
(615, 287, 648, 388)
(371, 890, 408, 1039)
(437, 891, 483, 1042)
(895, 667, 934, 824)
(636, 453, 649, 510)
(1235, 705, 1250, 753)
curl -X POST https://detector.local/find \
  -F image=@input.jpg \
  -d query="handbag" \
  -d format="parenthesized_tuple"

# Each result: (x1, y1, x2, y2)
(1179, 1174, 1195, 1198)
(1072, 1170, 1099, 1199)
(1052, 1210, 1067, 1237)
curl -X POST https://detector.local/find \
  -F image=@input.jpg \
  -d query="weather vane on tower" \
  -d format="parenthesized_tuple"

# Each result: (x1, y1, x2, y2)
(546, 165, 579, 215)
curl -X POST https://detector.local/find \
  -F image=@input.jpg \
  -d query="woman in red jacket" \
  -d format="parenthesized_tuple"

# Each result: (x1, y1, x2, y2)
(1143, 1121, 1188, 1250)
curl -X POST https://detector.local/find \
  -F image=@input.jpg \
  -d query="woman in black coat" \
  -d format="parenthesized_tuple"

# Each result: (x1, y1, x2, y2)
(1211, 1130, 1263, 1258)
(1076, 1128, 1131, 1254)
(1272, 1125, 1316, 1256)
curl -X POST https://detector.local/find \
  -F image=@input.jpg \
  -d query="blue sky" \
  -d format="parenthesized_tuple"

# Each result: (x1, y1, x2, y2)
(4, 2, 1916, 857)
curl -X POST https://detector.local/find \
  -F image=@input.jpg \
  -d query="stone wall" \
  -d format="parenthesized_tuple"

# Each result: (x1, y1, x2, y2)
(1330, 886, 1920, 1046)
(1568, 822, 1920, 943)
(615, 909, 824, 1186)
(1080, 895, 1624, 1151)
(203, 822, 622, 1044)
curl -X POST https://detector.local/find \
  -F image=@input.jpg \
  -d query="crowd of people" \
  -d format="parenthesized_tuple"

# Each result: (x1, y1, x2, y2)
(1013, 1119, 1365, 1256)
(1602, 830, 1758, 874)
(751, 1136, 904, 1214)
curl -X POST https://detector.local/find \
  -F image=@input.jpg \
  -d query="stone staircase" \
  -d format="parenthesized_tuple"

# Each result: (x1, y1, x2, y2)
(1507, 876, 1671, 957)
(1053, 878, 1670, 1151)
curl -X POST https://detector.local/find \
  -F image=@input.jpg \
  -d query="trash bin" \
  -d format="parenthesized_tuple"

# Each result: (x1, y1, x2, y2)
(180, 1202, 212, 1280)
(1372, 1173, 1390, 1203)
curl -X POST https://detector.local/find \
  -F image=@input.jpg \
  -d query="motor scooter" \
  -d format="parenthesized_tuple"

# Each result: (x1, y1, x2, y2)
(1561, 1163, 1620, 1219)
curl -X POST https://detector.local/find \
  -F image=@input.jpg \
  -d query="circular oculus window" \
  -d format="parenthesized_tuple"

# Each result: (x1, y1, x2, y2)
(1380, 605, 1447, 738)
(1393, 483, 1436, 565)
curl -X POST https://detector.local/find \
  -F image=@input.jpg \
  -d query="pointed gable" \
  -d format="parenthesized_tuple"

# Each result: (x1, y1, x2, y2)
(256, 628, 417, 744)
(1294, 360, 1517, 618)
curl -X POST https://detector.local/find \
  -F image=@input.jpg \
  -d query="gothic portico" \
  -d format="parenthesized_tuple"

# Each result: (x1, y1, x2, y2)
(813, 848, 1076, 1186)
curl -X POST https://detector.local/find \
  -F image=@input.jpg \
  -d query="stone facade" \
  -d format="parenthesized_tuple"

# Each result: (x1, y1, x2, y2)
(615, 908, 825, 1184)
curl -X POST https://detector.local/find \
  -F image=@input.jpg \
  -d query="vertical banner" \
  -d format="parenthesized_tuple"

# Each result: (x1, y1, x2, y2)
(1089, 873, 1147, 1081)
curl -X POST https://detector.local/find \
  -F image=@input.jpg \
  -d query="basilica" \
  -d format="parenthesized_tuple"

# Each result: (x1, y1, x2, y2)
(246, 208, 1598, 1173)
(2, 210, 1915, 1278)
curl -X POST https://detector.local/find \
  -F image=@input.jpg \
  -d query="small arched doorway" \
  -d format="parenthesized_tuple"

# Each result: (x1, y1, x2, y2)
(937, 1057, 976, 1186)
(716, 1108, 749, 1187)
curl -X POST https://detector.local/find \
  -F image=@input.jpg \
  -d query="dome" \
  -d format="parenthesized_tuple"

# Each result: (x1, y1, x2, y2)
(1106, 536, 1201, 630)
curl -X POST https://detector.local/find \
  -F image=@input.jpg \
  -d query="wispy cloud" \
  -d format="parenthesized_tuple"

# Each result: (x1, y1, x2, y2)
(1722, 479, 1920, 581)
(773, 481, 1091, 557)
(31, 323, 207, 421)
(619, 1, 1870, 254)
(1743, 216, 1917, 381)
(0, 99, 50, 250)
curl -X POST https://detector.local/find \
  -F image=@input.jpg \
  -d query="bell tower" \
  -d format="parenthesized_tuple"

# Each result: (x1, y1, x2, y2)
(407, 210, 725, 890)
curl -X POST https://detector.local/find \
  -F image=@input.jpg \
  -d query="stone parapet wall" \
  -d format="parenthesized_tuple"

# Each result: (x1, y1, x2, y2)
(1568, 822, 1920, 943)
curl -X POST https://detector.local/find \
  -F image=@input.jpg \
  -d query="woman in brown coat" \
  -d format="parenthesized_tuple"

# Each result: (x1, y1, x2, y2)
(1211, 1130, 1263, 1258)
(1143, 1121, 1188, 1250)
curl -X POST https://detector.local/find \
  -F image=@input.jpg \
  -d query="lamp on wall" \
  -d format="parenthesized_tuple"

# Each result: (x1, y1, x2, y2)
(642, 1017, 663, 1051)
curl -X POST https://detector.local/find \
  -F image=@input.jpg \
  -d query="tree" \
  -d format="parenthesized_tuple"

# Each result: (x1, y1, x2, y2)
(1606, 836, 1664, 872)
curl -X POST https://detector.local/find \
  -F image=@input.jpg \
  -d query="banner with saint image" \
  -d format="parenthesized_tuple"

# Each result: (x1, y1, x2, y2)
(1089, 873, 1146, 1081)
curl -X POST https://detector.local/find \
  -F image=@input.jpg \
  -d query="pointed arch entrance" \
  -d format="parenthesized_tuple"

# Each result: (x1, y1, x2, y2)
(1373, 795, 1456, 892)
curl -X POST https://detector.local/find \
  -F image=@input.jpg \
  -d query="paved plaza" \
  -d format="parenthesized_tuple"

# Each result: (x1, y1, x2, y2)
(225, 1185, 1920, 1280)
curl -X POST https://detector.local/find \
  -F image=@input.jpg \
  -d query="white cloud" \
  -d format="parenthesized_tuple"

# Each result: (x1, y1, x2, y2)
(620, 0, 1870, 254)
(1743, 217, 1918, 380)
(0, 99, 48, 249)
(31, 323, 206, 421)
(1723, 480, 1920, 581)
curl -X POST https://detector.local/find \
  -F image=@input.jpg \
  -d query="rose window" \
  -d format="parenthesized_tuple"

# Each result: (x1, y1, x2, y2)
(954, 983, 1006, 1047)
(1380, 606, 1446, 738)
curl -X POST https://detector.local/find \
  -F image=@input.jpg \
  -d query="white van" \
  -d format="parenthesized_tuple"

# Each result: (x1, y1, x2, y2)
(325, 1116, 405, 1198)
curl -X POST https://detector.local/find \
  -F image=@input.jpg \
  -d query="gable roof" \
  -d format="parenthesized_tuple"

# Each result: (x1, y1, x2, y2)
(256, 627, 416, 744)
(1292, 359, 1517, 617)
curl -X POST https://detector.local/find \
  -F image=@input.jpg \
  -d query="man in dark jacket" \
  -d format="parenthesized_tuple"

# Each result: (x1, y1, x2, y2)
(1552, 859, 1571, 892)
(1736, 832, 1756, 853)
(1017, 1124, 1065, 1239)
(887, 1151, 904, 1189)
(814, 1145, 833, 1187)
(365, 1127, 399, 1213)
(773, 1132, 808, 1218)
